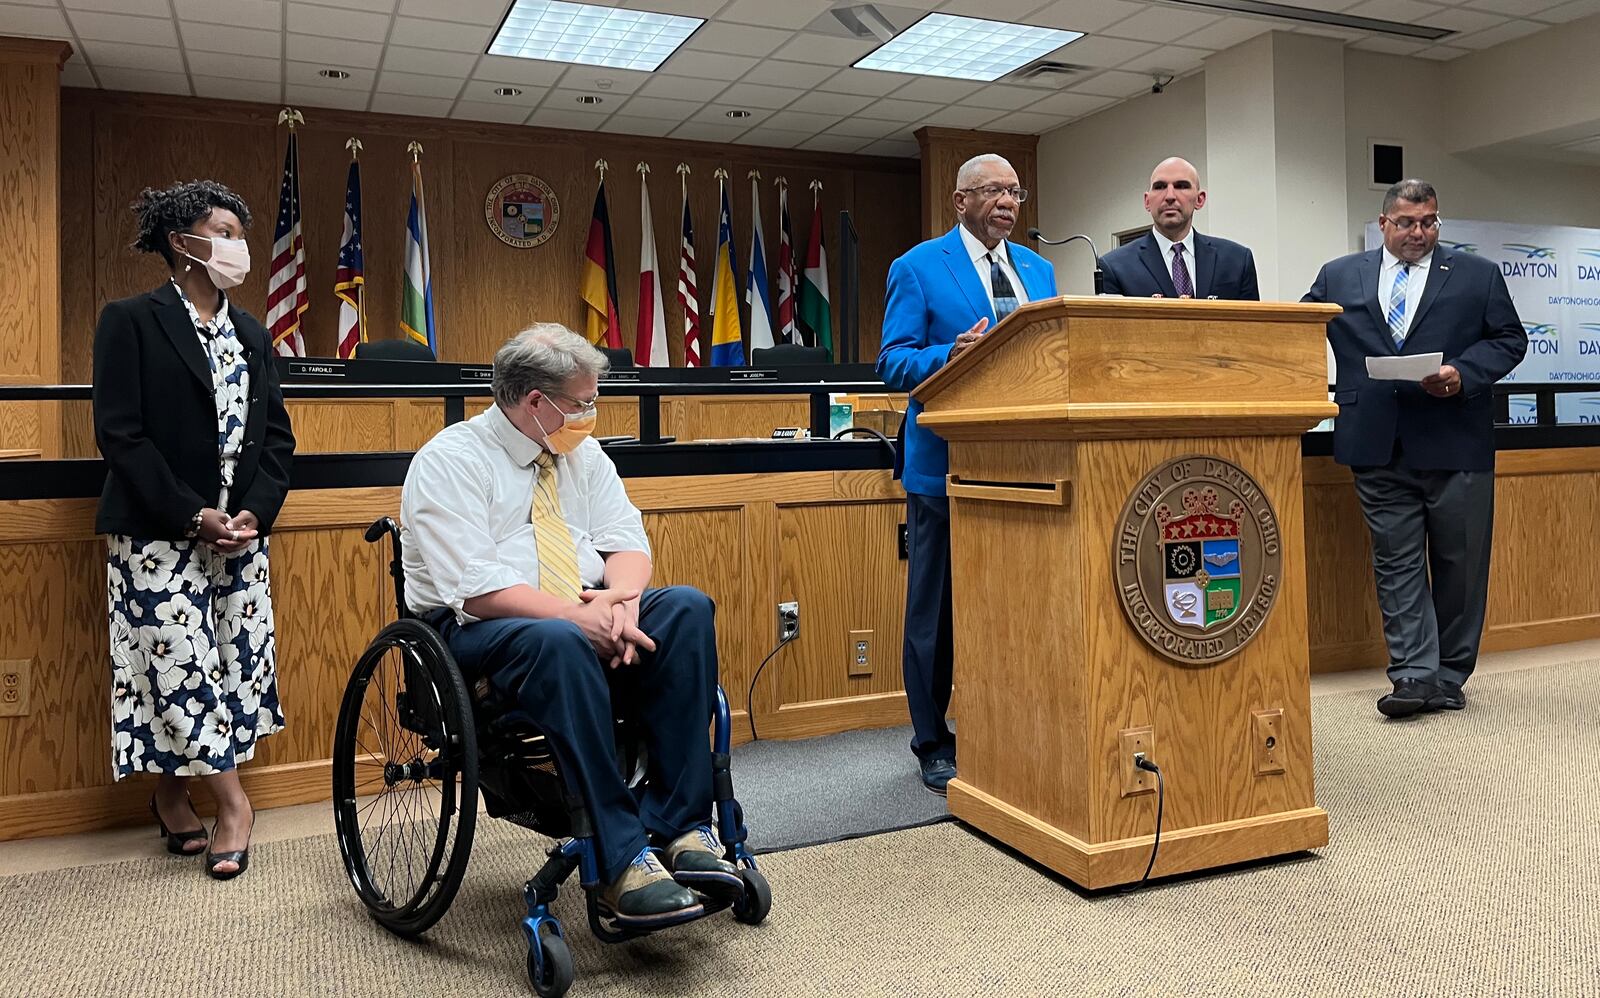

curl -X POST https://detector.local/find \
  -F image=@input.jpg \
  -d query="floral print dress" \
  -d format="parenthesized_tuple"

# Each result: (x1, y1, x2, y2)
(107, 283, 285, 779)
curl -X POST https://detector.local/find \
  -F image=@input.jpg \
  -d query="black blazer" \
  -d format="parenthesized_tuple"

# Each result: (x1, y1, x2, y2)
(92, 283, 296, 537)
(1303, 248, 1526, 471)
(1100, 230, 1260, 301)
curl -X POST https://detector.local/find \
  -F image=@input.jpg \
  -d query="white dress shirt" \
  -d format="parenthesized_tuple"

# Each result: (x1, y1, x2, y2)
(1379, 247, 1432, 341)
(958, 223, 1028, 314)
(400, 404, 650, 623)
(1151, 228, 1197, 292)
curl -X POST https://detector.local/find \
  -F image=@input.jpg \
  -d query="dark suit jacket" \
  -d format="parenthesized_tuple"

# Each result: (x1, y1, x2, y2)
(92, 282, 296, 537)
(1303, 248, 1526, 471)
(1100, 230, 1260, 300)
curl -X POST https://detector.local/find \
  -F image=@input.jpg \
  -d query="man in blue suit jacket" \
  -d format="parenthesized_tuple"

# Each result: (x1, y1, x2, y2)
(1100, 157, 1259, 301)
(876, 153, 1057, 794)
(1303, 180, 1526, 719)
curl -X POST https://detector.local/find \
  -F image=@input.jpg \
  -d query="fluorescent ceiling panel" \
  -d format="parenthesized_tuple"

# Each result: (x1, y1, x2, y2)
(854, 13, 1083, 82)
(488, 0, 704, 73)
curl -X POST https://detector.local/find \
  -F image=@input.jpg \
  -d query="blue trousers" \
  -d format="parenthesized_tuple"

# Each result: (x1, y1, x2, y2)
(902, 492, 955, 763)
(439, 586, 719, 883)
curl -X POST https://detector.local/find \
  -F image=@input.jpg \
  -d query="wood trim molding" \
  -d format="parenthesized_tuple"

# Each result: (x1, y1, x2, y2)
(0, 38, 74, 65)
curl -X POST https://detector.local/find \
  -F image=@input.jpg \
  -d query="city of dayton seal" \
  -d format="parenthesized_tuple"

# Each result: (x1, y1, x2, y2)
(1113, 455, 1283, 665)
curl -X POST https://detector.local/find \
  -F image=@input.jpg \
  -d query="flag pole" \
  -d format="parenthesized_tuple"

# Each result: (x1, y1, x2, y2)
(345, 138, 365, 346)
(810, 177, 822, 205)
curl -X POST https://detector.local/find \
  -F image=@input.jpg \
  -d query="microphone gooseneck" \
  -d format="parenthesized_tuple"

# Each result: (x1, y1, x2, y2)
(1027, 228, 1105, 295)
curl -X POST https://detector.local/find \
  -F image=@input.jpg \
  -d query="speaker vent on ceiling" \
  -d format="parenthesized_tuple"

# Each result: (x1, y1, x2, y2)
(1009, 60, 1091, 85)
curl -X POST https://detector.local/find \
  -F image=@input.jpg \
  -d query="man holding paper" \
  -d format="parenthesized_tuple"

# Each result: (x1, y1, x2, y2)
(1303, 180, 1526, 719)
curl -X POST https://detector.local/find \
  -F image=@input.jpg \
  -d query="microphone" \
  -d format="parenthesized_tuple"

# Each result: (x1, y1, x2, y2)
(1027, 227, 1105, 295)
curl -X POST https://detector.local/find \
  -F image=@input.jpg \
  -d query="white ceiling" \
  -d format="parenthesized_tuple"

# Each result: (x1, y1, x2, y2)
(5, 0, 1597, 155)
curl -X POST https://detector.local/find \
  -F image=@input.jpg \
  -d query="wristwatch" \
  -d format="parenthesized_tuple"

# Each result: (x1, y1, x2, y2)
(184, 509, 205, 540)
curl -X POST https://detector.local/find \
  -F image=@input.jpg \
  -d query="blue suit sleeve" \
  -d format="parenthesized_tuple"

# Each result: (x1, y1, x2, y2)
(1240, 250, 1260, 301)
(876, 256, 953, 391)
(1100, 255, 1124, 296)
(1450, 267, 1527, 394)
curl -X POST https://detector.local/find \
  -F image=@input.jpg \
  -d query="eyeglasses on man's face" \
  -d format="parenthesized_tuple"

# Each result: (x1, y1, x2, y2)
(1382, 215, 1442, 233)
(959, 185, 1029, 203)
(543, 388, 599, 414)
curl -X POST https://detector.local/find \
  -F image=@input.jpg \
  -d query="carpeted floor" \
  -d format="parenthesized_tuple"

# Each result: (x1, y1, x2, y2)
(4, 661, 1597, 997)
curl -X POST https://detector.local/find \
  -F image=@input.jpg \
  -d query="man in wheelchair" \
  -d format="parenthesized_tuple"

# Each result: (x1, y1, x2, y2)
(399, 323, 740, 930)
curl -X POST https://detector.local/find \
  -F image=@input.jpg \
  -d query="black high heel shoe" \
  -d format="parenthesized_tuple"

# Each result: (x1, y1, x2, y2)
(205, 807, 255, 881)
(150, 794, 209, 856)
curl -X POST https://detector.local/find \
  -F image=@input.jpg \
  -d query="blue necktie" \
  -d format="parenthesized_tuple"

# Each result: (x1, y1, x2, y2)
(1387, 263, 1411, 348)
(989, 253, 1018, 320)
(1171, 244, 1193, 298)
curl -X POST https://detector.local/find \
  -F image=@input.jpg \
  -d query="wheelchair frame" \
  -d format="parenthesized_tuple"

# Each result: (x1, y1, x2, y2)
(331, 517, 770, 998)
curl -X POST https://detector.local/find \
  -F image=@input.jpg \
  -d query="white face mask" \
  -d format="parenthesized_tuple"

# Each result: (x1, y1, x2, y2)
(180, 234, 251, 289)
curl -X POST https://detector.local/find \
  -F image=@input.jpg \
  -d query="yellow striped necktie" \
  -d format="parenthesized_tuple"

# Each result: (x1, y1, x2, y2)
(531, 450, 582, 601)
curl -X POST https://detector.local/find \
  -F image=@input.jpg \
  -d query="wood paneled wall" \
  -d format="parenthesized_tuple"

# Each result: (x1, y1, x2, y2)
(914, 126, 1040, 242)
(56, 89, 920, 390)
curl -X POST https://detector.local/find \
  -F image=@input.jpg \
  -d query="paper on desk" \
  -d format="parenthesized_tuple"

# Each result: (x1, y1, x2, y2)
(1365, 352, 1443, 381)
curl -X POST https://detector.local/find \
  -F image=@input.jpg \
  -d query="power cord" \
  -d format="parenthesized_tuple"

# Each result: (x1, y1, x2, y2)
(745, 636, 793, 742)
(1120, 753, 1165, 893)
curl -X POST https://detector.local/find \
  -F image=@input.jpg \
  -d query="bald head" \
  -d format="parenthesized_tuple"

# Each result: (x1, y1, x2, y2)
(1144, 157, 1206, 240)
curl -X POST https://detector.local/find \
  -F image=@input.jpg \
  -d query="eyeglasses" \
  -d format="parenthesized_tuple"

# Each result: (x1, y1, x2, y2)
(1382, 215, 1442, 233)
(544, 388, 599, 414)
(959, 185, 1029, 203)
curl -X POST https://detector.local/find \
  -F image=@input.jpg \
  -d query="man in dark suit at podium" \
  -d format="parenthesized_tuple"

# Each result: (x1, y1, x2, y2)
(877, 153, 1057, 795)
(1303, 180, 1526, 718)
(1099, 157, 1259, 300)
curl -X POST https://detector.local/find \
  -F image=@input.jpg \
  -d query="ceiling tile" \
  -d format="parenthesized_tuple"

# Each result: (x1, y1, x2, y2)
(378, 69, 465, 98)
(77, 40, 181, 72)
(1409, 6, 1506, 31)
(192, 75, 283, 102)
(915, 104, 1005, 127)
(388, 15, 496, 51)
(816, 67, 913, 96)
(1460, 0, 1555, 14)
(1067, 68, 1155, 97)
(0, 5, 71, 39)
(683, 22, 792, 56)
(327, 0, 399, 10)
(799, 132, 871, 153)
(1272, 0, 1363, 8)
(287, 34, 385, 69)
(452, 99, 534, 123)
(633, 0, 723, 16)
(398, 0, 507, 24)
(734, 127, 819, 147)
(785, 90, 876, 115)
(527, 107, 614, 129)
(1351, 35, 1428, 54)
(458, 79, 544, 104)
(1344, 0, 1444, 20)
(286, 2, 390, 42)
(1119, 44, 1209, 75)
(1413, 43, 1473, 58)
(1535, 0, 1600, 22)
(540, 87, 620, 114)
(617, 94, 705, 118)
(68, 11, 179, 45)
(1053, 35, 1158, 67)
(371, 93, 456, 116)
(761, 108, 843, 131)
(596, 114, 678, 137)
(187, 51, 283, 82)
(95, 67, 192, 95)
(1290, 24, 1369, 40)
(936, 0, 1049, 16)
(174, 0, 282, 32)
(888, 75, 985, 102)
(669, 120, 751, 142)
(562, 67, 652, 95)
(638, 74, 730, 101)
(659, 50, 760, 80)
(66, 0, 169, 15)
(1449, 18, 1549, 46)
(857, 97, 945, 123)
(719, 0, 833, 30)
(770, 33, 877, 65)
(286, 83, 370, 110)
(960, 82, 1048, 109)
(980, 109, 1067, 134)
(1026, 89, 1115, 115)
(826, 116, 914, 138)
(474, 54, 569, 85)
(745, 59, 835, 89)
(715, 82, 804, 109)
(286, 61, 376, 90)
(1030, 0, 1145, 33)
(61, 62, 97, 88)
(381, 46, 480, 77)
(860, 137, 920, 158)
(1178, 15, 1274, 50)
(1102, 7, 1221, 43)
(182, 23, 281, 57)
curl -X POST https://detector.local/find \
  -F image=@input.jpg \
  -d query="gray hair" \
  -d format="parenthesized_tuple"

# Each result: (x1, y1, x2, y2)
(1382, 179, 1437, 215)
(492, 322, 609, 409)
(956, 153, 1014, 191)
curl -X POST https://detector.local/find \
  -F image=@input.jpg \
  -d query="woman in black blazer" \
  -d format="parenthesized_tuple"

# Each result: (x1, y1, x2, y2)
(94, 180, 295, 880)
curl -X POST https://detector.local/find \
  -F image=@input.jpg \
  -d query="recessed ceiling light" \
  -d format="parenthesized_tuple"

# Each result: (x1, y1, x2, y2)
(726, 109, 751, 119)
(854, 13, 1083, 82)
(489, 0, 704, 73)
(575, 95, 603, 105)
(494, 86, 523, 97)
(318, 68, 350, 80)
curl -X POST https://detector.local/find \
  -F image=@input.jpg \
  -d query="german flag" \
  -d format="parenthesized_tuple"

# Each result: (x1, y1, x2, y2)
(581, 179, 622, 348)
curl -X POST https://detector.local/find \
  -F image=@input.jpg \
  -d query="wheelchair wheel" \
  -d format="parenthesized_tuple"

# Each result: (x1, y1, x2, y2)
(733, 868, 771, 926)
(526, 929, 575, 998)
(332, 618, 479, 937)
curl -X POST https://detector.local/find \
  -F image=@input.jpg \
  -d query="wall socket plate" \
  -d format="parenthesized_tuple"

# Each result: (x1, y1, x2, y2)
(0, 659, 32, 718)
(848, 630, 872, 677)
(1253, 708, 1285, 775)
(1119, 726, 1156, 797)
(777, 601, 799, 642)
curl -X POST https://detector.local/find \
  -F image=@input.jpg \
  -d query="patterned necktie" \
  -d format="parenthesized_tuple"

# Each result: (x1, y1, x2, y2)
(1171, 243, 1193, 298)
(530, 450, 582, 601)
(989, 253, 1019, 320)
(1387, 263, 1411, 348)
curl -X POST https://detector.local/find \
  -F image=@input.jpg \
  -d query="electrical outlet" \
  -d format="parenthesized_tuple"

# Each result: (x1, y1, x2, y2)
(1119, 726, 1156, 797)
(848, 629, 872, 677)
(1253, 708, 1285, 775)
(777, 601, 800, 642)
(0, 659, 32, 718)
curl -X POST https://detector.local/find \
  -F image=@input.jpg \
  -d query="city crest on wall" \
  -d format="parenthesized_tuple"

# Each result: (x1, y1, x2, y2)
(485, 174, 559, 248)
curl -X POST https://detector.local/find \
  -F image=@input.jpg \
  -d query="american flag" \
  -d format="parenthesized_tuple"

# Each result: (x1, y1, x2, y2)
(267, 130, 308, 357)
(334, 157, 365, 360)
(678, 190, 701, 367)
(775, 179, 798, 343)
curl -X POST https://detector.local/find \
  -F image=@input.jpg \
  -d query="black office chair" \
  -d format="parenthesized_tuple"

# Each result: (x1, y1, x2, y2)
(751, 343, 828, 366)
(599, 347, 635, 368)
(355, 338, 437, 362)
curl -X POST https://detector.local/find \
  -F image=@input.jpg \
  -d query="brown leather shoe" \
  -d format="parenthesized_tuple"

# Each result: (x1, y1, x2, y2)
(665, 825, 743, 900)
(597, 848, 703, 929)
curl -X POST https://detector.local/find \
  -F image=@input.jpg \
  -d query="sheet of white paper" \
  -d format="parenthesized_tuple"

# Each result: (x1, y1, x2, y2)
(1365, 352, 1443, 382)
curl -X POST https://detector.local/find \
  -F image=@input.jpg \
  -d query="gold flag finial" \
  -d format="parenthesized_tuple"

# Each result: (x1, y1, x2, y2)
(636, 161, 650, 175)
(595, 159, 609, 180)
(747, 168, 760, 181)
(346, 137, 363, 160)
(774, 175, 788, 190)
(810, 178, 823, 204)
(277, 107, 304, 128)
(713, 167, 729, 181)
(407, 141, 424, 162)
(677, 162, 690, 195)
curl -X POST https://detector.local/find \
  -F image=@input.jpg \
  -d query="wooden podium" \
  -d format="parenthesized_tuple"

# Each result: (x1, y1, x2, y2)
(914, 296, 1340, 889)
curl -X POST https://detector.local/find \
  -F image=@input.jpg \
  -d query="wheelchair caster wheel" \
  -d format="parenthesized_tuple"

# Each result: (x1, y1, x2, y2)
(732, 868, 771, 926)
(527, 931, 574, 998)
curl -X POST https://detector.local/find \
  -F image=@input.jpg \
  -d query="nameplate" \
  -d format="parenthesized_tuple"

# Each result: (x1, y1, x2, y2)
(771, 427, 803, 439)
(288, 360, 346, 378)
(730, 369, 778, 382)
(600, 369, 642, 383)
(459, 366, 494, 382)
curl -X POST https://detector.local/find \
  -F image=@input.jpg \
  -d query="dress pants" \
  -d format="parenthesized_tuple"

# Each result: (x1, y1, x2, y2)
(1352, 465, 1495, 687)
(902, 491, 956, 763)
(439, 586, 719, 883)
